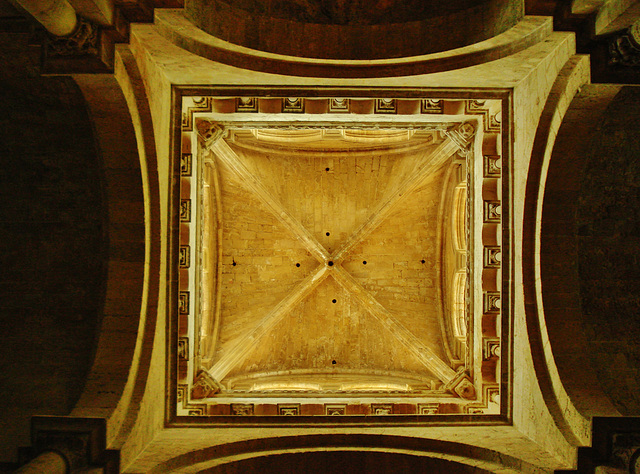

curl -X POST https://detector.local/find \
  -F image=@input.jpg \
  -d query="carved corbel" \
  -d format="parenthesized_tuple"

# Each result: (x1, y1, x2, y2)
(444, 122, 476, 158)
(609, 20, 640, 67)
(47, 16, 99, 57)
(446, 369, 477, 400)
(191, 370, 223, 399)
(16, 416, 118, 473)
(196, 119, 226, 148)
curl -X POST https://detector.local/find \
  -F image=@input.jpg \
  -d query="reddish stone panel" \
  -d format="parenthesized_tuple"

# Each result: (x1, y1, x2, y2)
(393, 403, 417, 415)
(255, 404, 278, 416)
(438, 404, 464, 414)
(208, 404, 231, 416)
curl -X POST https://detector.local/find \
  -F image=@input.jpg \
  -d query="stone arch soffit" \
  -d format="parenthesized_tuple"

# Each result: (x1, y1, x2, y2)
(147, 434, 534, 473)
(521, 54, 591, 447)
(69, 45, 163, 451)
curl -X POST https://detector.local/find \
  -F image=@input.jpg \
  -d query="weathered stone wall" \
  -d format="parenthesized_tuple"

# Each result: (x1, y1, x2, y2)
(540, 84, 640, 418)
(575, 86, 640, 415)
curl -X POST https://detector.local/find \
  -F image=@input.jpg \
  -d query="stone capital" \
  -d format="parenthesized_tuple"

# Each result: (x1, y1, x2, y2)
(196, 119, 226, 147)
(608, 20, 640, 67)
(18, 416, 118, 473)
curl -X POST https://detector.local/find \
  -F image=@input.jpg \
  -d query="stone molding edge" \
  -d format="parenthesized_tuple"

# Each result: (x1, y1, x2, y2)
(153, 11, 552, 79)
(522, 54, 592, 447)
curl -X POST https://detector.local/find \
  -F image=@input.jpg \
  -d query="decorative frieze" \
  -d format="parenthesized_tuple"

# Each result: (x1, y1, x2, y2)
(178, 291, 190, 315)
(421, 99, 444, 114)
(484, 247, 502, 268)
(484, 155, 501, 177)
(329, 98, 350, 112)
(371, 404, 393, 415)
(179, 245, 190, 268)
(374, 98, 397, 114)
(417, 403, 440, 414)
(484, 292, 501, 313)
(484, 201, 502, 222)
(236, 97, 258, 112)
(171, 93, 510, 422)
(182, 97, 213, 131)
(180, 153, 193, 176)
(325, 404, 346, 415)
(282, 98, 304, 113)
(231, 404, 254, 415)
(465, 100, 501, 132)
(278, 404, 300, 416)
(180, 199, 191, 222)
(483, 338, 500, 360)
(178, 337, 189, 360)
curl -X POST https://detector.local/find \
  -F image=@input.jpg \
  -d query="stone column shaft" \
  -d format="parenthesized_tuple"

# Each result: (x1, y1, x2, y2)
(14, 450, 68, 474)
(11, 0, 78, 36)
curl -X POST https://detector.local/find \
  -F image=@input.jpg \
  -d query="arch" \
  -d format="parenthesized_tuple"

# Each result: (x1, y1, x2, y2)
(522, 54, 593, 446)
(69, 45, 162, 450)
(184, 0, 522, 60)
(147, 434, 538, 473)
(153, 10, 551, 78)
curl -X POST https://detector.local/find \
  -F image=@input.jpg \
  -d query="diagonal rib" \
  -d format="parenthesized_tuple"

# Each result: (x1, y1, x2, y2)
(208, 265, 329, 382)
(209, 139, 330, 262)
(332, 265, 457, 384)
(333, 134, 461, 262)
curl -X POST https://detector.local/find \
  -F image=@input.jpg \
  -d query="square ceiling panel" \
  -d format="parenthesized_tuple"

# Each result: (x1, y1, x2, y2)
(170, 93, 509, 423)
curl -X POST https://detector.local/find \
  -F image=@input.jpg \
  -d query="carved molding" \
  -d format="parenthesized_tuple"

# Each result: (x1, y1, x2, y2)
(231, 404, 254, 415)
(191, 371, 222, 399)
(444, 122, 476, 158)
(446, 370, 477, 400)
(196, 119, 226, 147)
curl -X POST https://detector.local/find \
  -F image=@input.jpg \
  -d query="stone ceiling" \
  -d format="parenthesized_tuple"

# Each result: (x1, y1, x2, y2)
(172, 95, 506, 420)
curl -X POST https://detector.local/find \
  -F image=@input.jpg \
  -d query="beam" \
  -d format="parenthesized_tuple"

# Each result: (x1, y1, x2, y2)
(209, 139, 330, 262)
(208, 265, 329, 381)
(332, 265, 458, 383)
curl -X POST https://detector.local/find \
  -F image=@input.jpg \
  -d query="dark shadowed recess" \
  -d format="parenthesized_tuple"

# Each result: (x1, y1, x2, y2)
(0, 28, 106, 462)
(202, 450, 491, 474)
(576, 86, 640, 416)
(185, 0, 522, 59)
